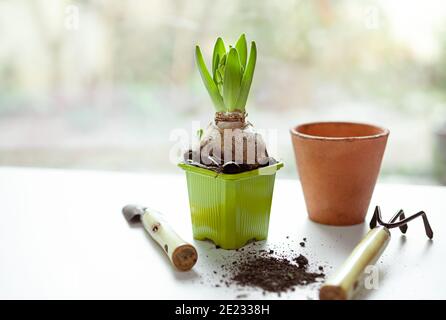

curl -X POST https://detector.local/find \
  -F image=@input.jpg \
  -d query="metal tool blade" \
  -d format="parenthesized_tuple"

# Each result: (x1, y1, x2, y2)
(122, 205, 146, 224)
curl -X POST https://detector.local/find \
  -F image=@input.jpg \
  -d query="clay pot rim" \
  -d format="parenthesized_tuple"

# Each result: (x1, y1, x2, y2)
(290, 121, 389, 141)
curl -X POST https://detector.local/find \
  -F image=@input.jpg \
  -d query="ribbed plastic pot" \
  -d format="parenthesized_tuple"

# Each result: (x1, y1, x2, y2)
(178, 162, 283, 249)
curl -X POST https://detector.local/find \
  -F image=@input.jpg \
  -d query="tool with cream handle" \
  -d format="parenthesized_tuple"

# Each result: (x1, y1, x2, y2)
(320, 206, 433, 300)
(319, 226, 390, 300)
(122, 205, 198, 271)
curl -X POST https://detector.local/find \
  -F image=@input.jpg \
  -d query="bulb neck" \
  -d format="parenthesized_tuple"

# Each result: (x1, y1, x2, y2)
(214, 111, 246, 129)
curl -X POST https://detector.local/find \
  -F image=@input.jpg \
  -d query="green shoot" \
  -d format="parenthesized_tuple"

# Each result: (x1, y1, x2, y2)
(196, 128, 204, 140)
(195, 34, 256, 113)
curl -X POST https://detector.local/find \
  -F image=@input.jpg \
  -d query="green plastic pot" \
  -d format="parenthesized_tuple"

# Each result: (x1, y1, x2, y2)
(178, 162, 283, 249)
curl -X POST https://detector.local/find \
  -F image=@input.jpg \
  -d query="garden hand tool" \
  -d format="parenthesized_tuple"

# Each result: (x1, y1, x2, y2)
(319, 206, 433, 300)
(122, 205, 198, 271)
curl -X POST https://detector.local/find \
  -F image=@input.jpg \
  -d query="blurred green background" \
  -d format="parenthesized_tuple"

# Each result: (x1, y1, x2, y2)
(1, 0, 446, 184)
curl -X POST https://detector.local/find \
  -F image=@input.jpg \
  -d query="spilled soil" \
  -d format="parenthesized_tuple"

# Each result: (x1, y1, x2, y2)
(209, 238, 326, 295)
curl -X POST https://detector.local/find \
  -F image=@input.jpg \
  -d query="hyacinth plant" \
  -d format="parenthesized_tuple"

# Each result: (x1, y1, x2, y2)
(195, 34, 256, 113)
(180, 35, 281, 250)
(189, 34, 271, 172)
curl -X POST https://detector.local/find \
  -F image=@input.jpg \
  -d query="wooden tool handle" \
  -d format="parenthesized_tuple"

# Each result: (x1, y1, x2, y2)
(319, 226, 390, 300)
(141, 208, 198, 271)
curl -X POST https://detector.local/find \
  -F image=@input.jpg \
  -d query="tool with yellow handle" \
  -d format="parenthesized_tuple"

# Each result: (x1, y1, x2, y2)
(320, 206, 433, 300)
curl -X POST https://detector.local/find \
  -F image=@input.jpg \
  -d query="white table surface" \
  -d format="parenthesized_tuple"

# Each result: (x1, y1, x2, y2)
(0, 166, 444, 300)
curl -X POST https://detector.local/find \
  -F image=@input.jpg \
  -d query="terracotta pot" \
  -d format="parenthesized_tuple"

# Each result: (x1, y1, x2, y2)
(434, 126, 446, 185)
(290, 122, 389, 225)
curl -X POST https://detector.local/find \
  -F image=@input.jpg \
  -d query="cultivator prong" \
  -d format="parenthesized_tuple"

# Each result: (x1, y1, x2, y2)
(370, 206, 433, 239)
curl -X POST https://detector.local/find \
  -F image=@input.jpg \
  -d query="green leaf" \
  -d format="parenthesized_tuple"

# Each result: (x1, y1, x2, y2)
(219, 53, 226, 66)
(212, 38, 226, 75)
(235, 34, 247, 68)
(223, 48, 242, 111)
(195, 45, 225, 111)
(236, 41, 257, 110)
(196, 128, 204, 139)
(216, 68, 224, 95)
(212, 54, 220, 83)
(215, 69, 222, 83)
(214, 53, 226, 85)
